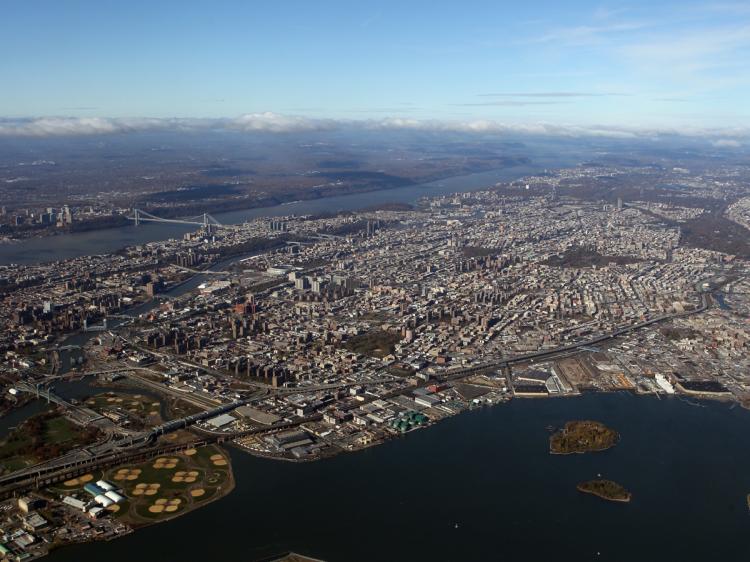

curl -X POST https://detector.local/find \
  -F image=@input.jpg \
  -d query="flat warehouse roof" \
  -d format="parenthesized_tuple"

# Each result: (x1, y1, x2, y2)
(207, 413, 236, 428)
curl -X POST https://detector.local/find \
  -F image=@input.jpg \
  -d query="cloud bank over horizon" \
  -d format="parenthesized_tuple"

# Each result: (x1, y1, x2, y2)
(3, 2, 749, 132)
(0, 112, 747, 144)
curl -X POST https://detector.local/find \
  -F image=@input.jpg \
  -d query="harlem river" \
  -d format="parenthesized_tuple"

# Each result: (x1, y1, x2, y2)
(5, 159, 750, 560)
(45, 393, 750, 562)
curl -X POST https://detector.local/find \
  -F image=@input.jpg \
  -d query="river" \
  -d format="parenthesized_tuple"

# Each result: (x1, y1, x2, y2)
(41, 393, 750, 562)
(8, 154, 740, 561)
(0, 378, 164, 441)
(0, 164, 552, 265)
(60, 248, 266, 352)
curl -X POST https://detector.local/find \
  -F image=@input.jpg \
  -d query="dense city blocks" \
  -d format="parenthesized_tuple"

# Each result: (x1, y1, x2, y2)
(3, 0, 750, 558)
(1, 157, 750, 557)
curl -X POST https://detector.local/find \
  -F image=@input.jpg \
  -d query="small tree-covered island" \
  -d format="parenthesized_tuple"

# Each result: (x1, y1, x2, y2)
(577, 480, 632, 503)
(549, 420, 620, 454)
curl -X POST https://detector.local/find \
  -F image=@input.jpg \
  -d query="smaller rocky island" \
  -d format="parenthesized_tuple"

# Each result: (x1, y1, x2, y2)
(549, 420, 619, 454)
(577, 479, 632, 503)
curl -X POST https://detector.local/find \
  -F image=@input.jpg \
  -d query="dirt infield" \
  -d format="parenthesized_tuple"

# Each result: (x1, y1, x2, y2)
(103, 444, 233, 526)
(153, 457, 179, 469)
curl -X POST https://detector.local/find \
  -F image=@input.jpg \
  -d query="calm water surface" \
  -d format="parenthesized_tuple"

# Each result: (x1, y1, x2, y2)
(45, 393, 750, 562)
(7, 156, 739, 560)
(0, 165, 547, 265)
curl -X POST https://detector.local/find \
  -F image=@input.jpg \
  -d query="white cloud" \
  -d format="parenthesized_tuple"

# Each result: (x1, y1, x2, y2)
(0, 117, 123, 136)
(0, 116, 205, 137)
(711, 138, 742, 148)
(621, 25, 750, 67)
(592, 6, 630, 21)
(528, 21, 651, 45)
(696, 2, 750, 16)
(360, 118, 742, 140)
(227, 112, 337, 133)
(0, 113, 748, 142)
(527, 11, 750, 96)
(0, 113, 338, 137)
(477, 92, 626, 98)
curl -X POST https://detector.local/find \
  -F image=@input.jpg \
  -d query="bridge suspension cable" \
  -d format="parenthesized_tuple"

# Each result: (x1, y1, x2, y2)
(129, 209, 224, 228)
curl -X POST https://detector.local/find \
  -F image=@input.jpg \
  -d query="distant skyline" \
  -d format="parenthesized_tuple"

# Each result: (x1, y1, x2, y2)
(1, 0, 749, 136)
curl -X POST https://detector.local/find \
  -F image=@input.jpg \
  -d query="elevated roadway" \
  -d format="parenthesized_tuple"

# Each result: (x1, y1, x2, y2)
(0, 289, 713, 498)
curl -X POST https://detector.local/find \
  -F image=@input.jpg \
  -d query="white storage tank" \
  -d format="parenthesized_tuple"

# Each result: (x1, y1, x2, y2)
(88, 507, 106, 519)
(104, 491, 125, 504)
(94, 495, 113, 508)
(96, 480, 116, 492)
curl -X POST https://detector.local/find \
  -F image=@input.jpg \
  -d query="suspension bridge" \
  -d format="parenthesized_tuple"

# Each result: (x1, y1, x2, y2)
(128, 209, 225, 229)
(127, 209, 349, 242)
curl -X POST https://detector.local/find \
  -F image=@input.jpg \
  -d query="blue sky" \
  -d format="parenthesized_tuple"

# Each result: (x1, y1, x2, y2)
(1, 0, 749, 134)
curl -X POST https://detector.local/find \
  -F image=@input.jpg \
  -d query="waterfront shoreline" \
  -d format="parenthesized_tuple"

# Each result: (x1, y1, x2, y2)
(576, 480, 632, 503)
(40, 393, 750, 562)
(0, 164, 547, 266)
(577, 486, 632, 503)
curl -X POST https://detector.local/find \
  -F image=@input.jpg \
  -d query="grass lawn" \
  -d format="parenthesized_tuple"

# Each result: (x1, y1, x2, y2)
(98, 445, 232, 526)
(0, 412, 100, 471)
(344, 330, 401, 358)
(44, 416, 78, 444)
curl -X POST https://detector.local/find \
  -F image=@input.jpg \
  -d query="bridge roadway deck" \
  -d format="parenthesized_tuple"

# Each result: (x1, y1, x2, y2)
(13, 382, 122, 433)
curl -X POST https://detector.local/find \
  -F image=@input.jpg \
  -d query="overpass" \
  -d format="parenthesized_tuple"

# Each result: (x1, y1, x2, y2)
(83, 318, 108, 332)
(173, 265, 233, 275)
(439, 293, 710, 381)
(0, 291, 713, 498)
(0, 388, 268, 493)
(13, 382, 111, 429)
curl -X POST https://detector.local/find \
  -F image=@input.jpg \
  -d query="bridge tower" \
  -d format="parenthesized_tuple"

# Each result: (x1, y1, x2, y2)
(203, 213, 214, 235)
(134, 209, 140, 226)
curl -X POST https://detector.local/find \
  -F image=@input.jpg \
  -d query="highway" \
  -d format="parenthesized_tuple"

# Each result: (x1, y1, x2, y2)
(0, 389, 268, 493)
(120, 332, 401, 396)
(13, 382, 122, 434)
(439, 292, 710, 381)
(0, 290, 713, 499)
(124, 368, 222, 409)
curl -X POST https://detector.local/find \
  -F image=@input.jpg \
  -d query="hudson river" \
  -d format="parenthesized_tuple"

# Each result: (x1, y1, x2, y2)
(8, 154, 746, 560)
(0, 165, 545, 265)
(47, 393, 750, 561)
